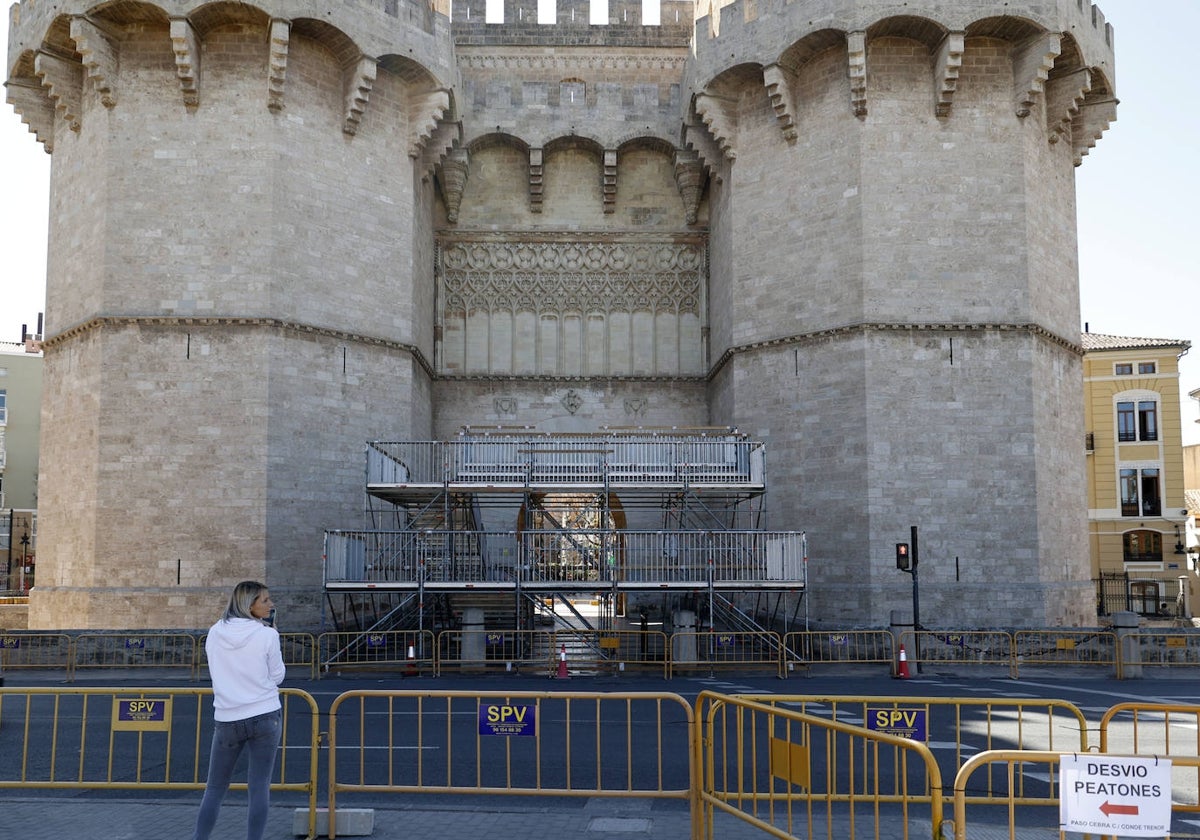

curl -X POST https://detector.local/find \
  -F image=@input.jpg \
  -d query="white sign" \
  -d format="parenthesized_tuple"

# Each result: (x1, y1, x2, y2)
(1060, 755, 1172, 837)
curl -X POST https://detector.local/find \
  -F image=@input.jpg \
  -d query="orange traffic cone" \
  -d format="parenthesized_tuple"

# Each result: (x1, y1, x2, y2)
(895, 643, 911, 679)
(405, 644, 417, 677)
(556, 643, 569, 679)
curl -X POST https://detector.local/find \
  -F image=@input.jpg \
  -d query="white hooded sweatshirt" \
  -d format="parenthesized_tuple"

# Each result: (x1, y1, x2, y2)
(205, 617, 286, 722)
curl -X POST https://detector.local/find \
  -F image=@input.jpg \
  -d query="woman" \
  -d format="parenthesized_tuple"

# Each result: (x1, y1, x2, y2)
(193, 581, 286, 840)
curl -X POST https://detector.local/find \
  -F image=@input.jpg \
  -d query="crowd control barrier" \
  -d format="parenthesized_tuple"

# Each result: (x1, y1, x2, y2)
(949, 750, 1200, 839)
(1099, 702, 1200, 814)
(0, 686, 321, 837)
(0, 626, 1192, 680)
(695, 690, 945, 839)
(318, 629, 435, 677)
(325, 689, 695, 838)
(73, 633, 199, 679)
(0, 632, 73, 676)
(198, 631, 318, 680)
(4, 682, 1200, 840)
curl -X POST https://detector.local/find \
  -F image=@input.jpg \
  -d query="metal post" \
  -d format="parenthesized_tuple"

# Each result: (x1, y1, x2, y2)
(910, 525, 922, 674)
(19, 531, 30, 592)
(5, 509, 13, 592)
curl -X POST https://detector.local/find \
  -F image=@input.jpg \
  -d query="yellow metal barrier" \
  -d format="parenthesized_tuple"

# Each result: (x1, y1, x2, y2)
(198, 632, 318, 680)
(551, 629, 670, 678)
(318, 629, 434, 677)
(0, 632, 75, 678)
(782, 630, 895, 672)
(1099, 702, 1200, 813)
(695, 691, 945, 840)
(434, 628, 553, 675)
(669, 630, 784, 678)
(1128, 631, 1200, 672)
(1013, 630, 1119, 679)
(900, 630, 1013, 676)
(950, 749, 1200, 839)
(73, 633, 199, 679)
(744, 694, 1088, 808)
(0, 686, 321, 838)
(326, 689, 695, 839)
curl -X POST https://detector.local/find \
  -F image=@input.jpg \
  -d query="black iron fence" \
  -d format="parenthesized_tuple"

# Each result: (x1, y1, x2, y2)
(1095, 572, 1187, 617)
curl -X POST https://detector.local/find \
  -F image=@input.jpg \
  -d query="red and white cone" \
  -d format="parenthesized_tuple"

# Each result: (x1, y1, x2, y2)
(556, 643, 569, 679)
(895, 643, 911, 679)
(405, 644, 417, 677)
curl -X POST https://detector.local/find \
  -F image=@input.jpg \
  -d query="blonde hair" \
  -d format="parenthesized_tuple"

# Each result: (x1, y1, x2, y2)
(223, 580, 268, 620)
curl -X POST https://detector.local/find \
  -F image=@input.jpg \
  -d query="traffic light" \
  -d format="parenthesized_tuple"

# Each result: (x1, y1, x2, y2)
(895, 542, 911, 571)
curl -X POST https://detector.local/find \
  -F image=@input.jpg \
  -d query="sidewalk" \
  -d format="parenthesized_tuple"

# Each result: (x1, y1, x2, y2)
(0, 795, 711, 840)
(0, 793, 1043, 839)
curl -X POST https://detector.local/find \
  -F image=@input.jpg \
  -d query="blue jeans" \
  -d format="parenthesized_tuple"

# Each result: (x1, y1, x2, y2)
(192, 709, 282, 840)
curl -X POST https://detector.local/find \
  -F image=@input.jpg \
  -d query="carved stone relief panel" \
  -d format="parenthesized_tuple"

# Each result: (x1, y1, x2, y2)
(436, 232, 707, 377)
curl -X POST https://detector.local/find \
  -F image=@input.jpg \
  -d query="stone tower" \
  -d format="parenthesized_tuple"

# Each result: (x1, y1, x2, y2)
(5, 0, 1117, 629)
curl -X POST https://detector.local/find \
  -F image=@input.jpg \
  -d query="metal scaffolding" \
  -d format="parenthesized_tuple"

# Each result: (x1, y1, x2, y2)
(323, 428, 806, 639)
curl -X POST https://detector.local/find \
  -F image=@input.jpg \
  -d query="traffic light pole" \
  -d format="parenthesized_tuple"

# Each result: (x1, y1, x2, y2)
(909, 525, 921, 674)
(894, 527, 923, 674)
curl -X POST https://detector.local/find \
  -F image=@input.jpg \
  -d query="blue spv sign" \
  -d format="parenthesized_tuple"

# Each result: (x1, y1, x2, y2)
(478, 703, 537, 737)
(865, 707, 927, 741)
(112, 697, 172, 732)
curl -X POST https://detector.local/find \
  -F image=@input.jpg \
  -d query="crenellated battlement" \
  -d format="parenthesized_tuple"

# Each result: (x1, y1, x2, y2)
(677, 0, 1117, 168)
(688, 0, 1115, 87)
(5, 0, 463, 161)
(450, 0, 694, 45)
(7, 0, 457, 83)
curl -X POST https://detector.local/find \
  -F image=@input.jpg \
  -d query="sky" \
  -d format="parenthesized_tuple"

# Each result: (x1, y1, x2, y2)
(0, 1, 1197, 444)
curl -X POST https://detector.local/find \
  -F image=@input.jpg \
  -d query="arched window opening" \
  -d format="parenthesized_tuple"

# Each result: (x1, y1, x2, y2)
(1123, 530, 1162, 564)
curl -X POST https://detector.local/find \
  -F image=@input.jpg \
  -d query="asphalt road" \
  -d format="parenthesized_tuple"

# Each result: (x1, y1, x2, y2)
(4, 665, 1200, 836)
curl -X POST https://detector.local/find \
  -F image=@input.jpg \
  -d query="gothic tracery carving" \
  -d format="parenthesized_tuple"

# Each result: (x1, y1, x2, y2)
(438, 239, 703, 315)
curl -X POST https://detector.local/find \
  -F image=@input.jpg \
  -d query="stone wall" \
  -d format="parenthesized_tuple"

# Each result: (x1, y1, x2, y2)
(7, 0, 1119, 630)
(432, 379, 708, 438)
(17, 9, 446, 629)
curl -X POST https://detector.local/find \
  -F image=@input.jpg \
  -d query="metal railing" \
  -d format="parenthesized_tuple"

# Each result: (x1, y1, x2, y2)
(1011, 629, 1118, 678)
(73, 633, 199, 679)
(198, 632, 319, 680)
(899, 630, 1014, 676)
(670, 630, 786, 678)
(741, 694, 1088, 813)
(1126, 629, 1200, 671)
(1096, 572, 1189, 618)
(551, 628, 671, 677)
(326, 689, 696, 838)
(3, 683, 1199, 840)
(1099, 702, 1200, 812)
(2, 626, 1196, 682)
(783, 630, 895, 671)
(318, 629, 435, 677)
(324, 528, 806, 586)
(1, 632, 73, 675)
(695, 690, 946, 839)
(948, 750, 1200, 839)
(366, 435, 766, 487)
(0, 686, 321, 837)
(435, 628, 554, 675)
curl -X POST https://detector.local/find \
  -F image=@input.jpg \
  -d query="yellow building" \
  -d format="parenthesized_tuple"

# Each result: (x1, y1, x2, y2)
(1083, 332, 1194, 617)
